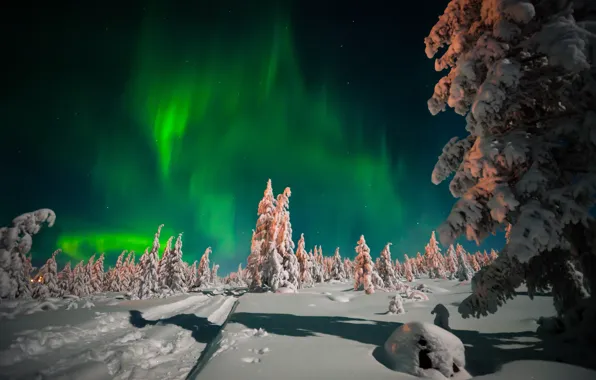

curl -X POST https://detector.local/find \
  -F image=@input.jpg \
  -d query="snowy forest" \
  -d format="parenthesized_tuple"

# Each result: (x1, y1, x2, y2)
(0, 0, 595, 379)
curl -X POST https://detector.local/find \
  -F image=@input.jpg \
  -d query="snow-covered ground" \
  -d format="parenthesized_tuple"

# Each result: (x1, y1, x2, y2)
(1, 278, 596, 380)
(200, 278, 596, 380)
(0, 292, 237, 380)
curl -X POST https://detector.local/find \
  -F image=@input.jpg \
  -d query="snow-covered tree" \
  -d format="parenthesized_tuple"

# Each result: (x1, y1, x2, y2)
(344, 258, 354, 279)
(330, 247, 346, 281)
(254, 179, 277, 287)
(158, 236, 174, 289)
(188, 260, 198, 289)
(425, 0, 596, 326)
(163, 233, 186, 293)
(0, 209, 56, 299)
(70, 261, 87, 297)
(425, 231, 444, 278)
(445, 245, 458, 279)
(394, 258, 403, 278)
(310, 247, 323, 283)
(274, 188, 300, 289)
(197, 247, 212, 288)
(247, 230, 262, 289)
(403, 254, 414, 282)
(211, 263, 220, 285)
(456, 248, 474, 282)
(388, 294, 405, 315)
(106, 250, 126, 292)
(58, 261, 72, 296)
(354, 235, 374, 294)
(377, 243, 398, 289)
(136, 224, 164, 298)
(296, 234, 313, 288)
(91, 253, 105, 293)
(33, 249, 61, 299)
(489, 249, 499, 263)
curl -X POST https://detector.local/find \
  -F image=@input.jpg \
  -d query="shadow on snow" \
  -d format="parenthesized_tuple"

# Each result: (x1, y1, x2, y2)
(128, 310, 220, 344)
(228, 312, 596, 376)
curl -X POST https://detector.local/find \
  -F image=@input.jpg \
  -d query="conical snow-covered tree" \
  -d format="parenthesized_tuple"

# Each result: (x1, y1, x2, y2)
(377, 243, 399, 289)
(0, 209, 56, 299)
(164, 233, 186, 293)
(330, 247, 346, 281)
(211, 263, 220, 285)
(274, 188, 300, 289)
(394, 258, 403, 278)
(58, 261, 72, 296)
(456, 248, 474, 282)
(296, 234, 313, 288)
(425, 0, 596, 324)
(91, 253, 105, 293)
(188, 260, 198, 289)
(254, 179, 277, 287)
(445, 245, 458, 280)
(425, 231, 444, 278)
(158, 236, 174, 289)
(262, 210, 291, 291)
(344, 258, 354, 279)
(311, 247, 324, 283)
(197, 247, 212, 288)
(33, 249, 61, 299)
(106, 251, 126, 292)
(403, 255, 414, 282)
(354, 235, 374, 294)
(136, 224, 164, 298)
(70, 261, 87, 297)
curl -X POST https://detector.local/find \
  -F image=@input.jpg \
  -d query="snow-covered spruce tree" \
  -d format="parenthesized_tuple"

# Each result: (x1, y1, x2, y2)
(0, 209, 56, 299)
(388, 293, 405, 315)
(91, 253, 105, 293)
(456, 248, 474, 282)
(274, 188, 300, 289)
(344, 258, 354, 279)
(403, 254, 414, 282)
(70, 261, 87, 297)
(106, 250, 126, 292)
(469, 253, 481, 272)
(425, 0, 596, 327)
(296, 234, 313, 288)
(211, 264, 220, 285)
(58, 261, 72, 296)
(262, 208, 292, 292)
(330, 247, 347, 281)
(254, 179, 277, 287)
(490, 249, 499, 263)
(354, 235, 375, 294)
(445, 245, 459, 279)
(197, 247, 212, 288)
(425, 231, 444, 278)
(188, 260, 198, 289)
(311, 248, 324, 283)
(247, 230, 262, 289)
(164, 233, 186, 293)
(122, 251, 136, 293)
(377, 243, 399, 289)
(394, 258, 403, 278)
(158, 236, 174, 290)
(415, 252, 425, 276)
(32, 249, 61, 299)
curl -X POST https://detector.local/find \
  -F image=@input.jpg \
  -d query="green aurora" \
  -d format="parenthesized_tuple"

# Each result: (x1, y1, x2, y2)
(49, 6, 408, 270)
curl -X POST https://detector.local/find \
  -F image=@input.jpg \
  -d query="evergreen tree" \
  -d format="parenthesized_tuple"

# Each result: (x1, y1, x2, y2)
(33, 249, 61, 299)
(197, 247, 212, 288)
(403, 255, 414, 282)
(164, 233, 186, 293)
(91, 253, 105, 293)
(158, 236, 174, 290)
(456, 248, 474, 282)
(425, 0, 596, 326)
(255, 179, 277, 286)
(296, 234, 313, 288)
(70, 261, 87, 297)
(377, 243, 398, 289)
(188, 260, 198, 289)
(354, 235, 374, 294)
(330, 247, 346, 281)
(445, 245, 458, 280)
(58, 261, 72, 296)
(343, 258, 354, 279)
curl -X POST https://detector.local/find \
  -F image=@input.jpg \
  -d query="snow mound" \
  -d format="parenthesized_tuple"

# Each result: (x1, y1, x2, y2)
(275, 287, 296, 294)
(241, 356, 261, 363)
(383, 322, 471, 380)
(326, 294, 351, 303)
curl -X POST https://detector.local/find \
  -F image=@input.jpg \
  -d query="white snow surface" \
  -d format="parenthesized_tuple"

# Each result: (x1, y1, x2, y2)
(199, 278, 596, 380)
(0, 292, 237, 380)
(2, 278, 596, 380)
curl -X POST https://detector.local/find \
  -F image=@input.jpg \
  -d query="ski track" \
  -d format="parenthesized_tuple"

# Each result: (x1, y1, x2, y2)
(0, 294, 237, 380)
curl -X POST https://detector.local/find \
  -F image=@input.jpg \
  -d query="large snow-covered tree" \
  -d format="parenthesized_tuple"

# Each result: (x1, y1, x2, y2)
(0, 209, 56, 299)
(32, 249, 61, 299)
(137, 224, 164, 298)
(254, 179, 277, 287)
(57, 261, 72, 296)
(354, 235, 375, 294)
(425, 0, 596, 328)
(163, 233, 186, 293)
(274, 188, 300, 289)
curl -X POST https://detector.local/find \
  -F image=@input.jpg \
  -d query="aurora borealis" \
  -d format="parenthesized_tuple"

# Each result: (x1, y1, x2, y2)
(4, 0, 503, 273)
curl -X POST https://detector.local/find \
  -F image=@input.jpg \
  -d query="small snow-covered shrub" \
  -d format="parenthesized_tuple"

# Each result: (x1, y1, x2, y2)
(389, 294, 405, 315)
(383, 322, 471, 379)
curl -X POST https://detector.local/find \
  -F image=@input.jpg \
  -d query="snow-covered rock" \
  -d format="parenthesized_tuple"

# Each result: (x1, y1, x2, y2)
(383, 321, 471, 379)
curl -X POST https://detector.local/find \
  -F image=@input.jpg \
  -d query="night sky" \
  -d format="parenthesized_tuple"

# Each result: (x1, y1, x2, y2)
(3, 0, 504, 273)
